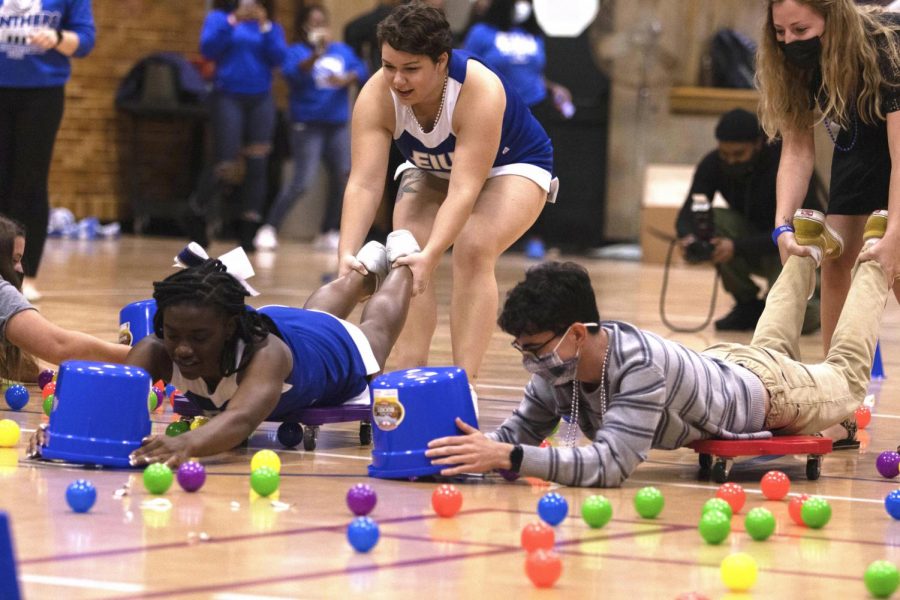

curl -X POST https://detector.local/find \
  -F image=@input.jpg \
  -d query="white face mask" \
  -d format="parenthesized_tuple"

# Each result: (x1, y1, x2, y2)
(512, 1, 532, 25)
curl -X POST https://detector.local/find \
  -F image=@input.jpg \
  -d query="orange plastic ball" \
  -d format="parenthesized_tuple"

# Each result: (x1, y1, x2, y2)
(788, 493, 811, 526)
(525, 549, 562, 588)
(431, 484, 463, 518)
(760, 470, 791, 500)
(521, 521, 555, 552)
(856, 406, 872, 430)
(41, 381, 56, 401)
(716, 482, 746, 513)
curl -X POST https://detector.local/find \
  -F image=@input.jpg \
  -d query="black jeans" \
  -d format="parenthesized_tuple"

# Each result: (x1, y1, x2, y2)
(0, 86, 65, 277)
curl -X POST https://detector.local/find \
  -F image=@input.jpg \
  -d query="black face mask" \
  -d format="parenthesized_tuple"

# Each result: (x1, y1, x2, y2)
(778, 36, 822, 70)
(721, 160, 755, 180)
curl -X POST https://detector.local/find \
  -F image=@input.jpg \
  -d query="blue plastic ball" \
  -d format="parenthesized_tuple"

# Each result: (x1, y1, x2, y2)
(165, 384, 176, 398)
(4, 385, 28, 411)
(347, 516, 380, 552)
(537, 492, 569, 526)
(66, 479, 97, 513)
(885, 490, 900, 520)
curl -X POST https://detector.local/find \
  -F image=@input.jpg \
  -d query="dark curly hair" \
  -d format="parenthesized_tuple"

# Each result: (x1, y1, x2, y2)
(498, 261, 601, 337)
(152, 259, 277, 377)
(377, 1, 453, 63)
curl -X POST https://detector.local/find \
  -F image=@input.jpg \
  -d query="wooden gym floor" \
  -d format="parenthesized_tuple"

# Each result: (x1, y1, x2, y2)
(3, 236, 900, 599)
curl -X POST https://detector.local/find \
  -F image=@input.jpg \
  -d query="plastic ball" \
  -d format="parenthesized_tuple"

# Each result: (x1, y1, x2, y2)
(720, 552, 758, 592)
(250, 466, 280, 497)
(65, 479, 97, 513)
(176, 461, 206, 493)
(347, 516, 380, 552)
(760, 470, 791, 500)
(716, 482, 746, 513)
(524, 549, 563, 588)
(37, 369, 54, 390)
(865, 560, 900, 598)
(537, 492, 569, 526)
(702, 497, 733, 519)
(674, 594, 711, 600)
(432, 484, 463, 518)
(581, 495, 613, 528)
(856, 405, 872, 429)
(165, 421, 190, 437)
(276, 422, 303, 448)
(634, 486, 664, 519)
(4, 384, 28, 411)
(521, 521, 555, 552)
(143, 463, 174, 495)
(147, 389, 158, 412)
(165, 383, 176, 398)
(698, 509, 731, 545)
(885, 490, 900, 520)
(41, 381, 56, 400)
(251, 449, 282, 474)
(0, 419, 20, 447)
(189, 416, 209, 430)
(744, 507, 776, 541)
(877, 451, 900, 479)
(788, 494, 811, 526)
(42, 394, 54, 417)
(801, 496, 832, 529)
(346, 483, 377, 516)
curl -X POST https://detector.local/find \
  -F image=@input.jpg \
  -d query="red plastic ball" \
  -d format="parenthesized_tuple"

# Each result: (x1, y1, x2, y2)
(856, 406, 872, 430)
(431, 484, 463, 518)
(521, 521, 555, 552)
(41, 381, 56, 401)
(716, 482, 746, 513)
(539, 439, 552, 448)
(788, 493, 811, 526)
(525, 549, 562, 588)
(760, 470, 791, 500)
(675, 594, 711, 600)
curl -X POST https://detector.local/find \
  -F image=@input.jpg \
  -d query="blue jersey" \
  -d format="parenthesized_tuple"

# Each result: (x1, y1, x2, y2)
(200, 10, 287, 95)
(391, 50, 553, 179)
(462, 23, 547, 106)
(283, 41, 368, 124)
(0, 0, 95, 88)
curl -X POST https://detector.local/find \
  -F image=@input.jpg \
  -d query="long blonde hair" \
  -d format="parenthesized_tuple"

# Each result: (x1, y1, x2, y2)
(757, 0, 900, 139)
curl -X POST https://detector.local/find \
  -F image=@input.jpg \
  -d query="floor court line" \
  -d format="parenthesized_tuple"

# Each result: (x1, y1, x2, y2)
(628, 478, 885, 505)
(19, 574, 146, 593)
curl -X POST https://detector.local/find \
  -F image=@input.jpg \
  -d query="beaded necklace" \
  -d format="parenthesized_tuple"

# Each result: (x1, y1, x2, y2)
(565, 334, 611, 448)
(408, 75, 448, 134)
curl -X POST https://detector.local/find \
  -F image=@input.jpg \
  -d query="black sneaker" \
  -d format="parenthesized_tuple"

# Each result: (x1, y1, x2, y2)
(714, 300, 765, 331)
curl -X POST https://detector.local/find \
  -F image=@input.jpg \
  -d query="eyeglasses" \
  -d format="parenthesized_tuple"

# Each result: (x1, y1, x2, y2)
(510, 333, 560, 358)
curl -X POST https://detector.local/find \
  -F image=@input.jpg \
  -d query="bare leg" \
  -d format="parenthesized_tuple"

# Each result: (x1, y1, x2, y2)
(359, 266, 414, 367)
(303, 269, 375, 319)
(820, 214, 866, 352)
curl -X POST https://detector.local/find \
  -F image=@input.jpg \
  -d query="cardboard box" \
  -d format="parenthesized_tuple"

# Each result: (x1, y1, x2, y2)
(641, 164, 694, 264)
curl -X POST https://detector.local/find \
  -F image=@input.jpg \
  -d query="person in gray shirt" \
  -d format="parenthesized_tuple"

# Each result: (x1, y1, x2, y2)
(426, 209, 890, 487)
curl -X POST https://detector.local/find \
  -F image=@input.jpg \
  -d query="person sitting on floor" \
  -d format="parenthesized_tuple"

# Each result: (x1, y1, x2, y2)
(425, 209, 887, 486)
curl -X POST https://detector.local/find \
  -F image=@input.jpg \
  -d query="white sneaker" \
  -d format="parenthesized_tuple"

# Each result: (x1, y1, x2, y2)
(253, 225, 278, 251)
(386, 229, 420, 263)
(313, 230, 340, 252)
(22, 280, 42, 302)
(355, 241, 389, 287)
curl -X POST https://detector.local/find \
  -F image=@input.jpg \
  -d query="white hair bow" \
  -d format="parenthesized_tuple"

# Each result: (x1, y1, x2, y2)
(173, 242, 260, 296)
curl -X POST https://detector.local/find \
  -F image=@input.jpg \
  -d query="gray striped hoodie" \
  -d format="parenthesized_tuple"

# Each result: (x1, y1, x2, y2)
(487, 321, 769, 487)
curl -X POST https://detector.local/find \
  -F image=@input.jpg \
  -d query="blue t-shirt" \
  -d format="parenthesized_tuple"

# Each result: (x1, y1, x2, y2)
(283, 41, 368, 124)
(462, 23, 546, 106)
(199, 10, 287, 95)
(0, 0, 95, 88)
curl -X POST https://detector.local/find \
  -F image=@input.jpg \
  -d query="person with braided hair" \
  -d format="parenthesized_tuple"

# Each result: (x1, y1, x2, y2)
(127, 232, 418, 467)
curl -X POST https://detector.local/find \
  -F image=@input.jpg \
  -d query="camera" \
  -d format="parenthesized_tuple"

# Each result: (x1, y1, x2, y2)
(684, 193, 715, 264)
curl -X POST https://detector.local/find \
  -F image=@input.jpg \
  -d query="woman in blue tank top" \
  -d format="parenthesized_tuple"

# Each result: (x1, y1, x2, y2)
(338, 2, 555, 385)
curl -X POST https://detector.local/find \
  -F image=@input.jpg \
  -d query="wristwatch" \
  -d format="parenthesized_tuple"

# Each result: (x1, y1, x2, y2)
(509, 444, 524, 473)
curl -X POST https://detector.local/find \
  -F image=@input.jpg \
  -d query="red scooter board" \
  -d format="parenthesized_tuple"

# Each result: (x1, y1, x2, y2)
(688, 435, 833, 483)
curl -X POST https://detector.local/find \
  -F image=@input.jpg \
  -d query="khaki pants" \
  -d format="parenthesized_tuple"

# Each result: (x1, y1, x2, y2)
(704, 255, 890, 434)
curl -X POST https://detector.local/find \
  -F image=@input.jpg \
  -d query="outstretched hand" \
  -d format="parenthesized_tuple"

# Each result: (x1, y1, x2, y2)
(425, 418, 513, 476)
(129, 434, 192, 469)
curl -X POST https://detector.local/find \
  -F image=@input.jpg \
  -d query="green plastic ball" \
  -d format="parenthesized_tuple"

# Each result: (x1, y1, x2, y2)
(165, 421, 190, 437)
(702, 497, 733, 519)
(147, 390, 158, 412)
(143, 463, 174, 494)
(698, 509, 731, 545)
(634, 486, 664, 519)
(581, 495, 613, 528)
(744, 507, 776, 541)
(42, 394, 54, 417)
(250, 466, 280, 497)
(801, 496, 832, 529)
(865, 560, 900, 598)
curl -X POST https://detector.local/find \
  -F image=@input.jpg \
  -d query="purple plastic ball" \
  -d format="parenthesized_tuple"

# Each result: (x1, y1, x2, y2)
(176, 461, 206, 493)
(346, 483, 377, 516)
(877, 451, 900, 479)
(37, 369, 54, 390)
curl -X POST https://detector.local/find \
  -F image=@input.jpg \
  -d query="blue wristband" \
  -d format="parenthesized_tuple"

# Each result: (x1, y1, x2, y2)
(772, 225, 794, 246)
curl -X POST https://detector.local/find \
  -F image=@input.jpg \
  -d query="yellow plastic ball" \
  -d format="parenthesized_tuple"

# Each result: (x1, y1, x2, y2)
(720, 552, 758, 592)
(0, 419, 21, 448)
(189, 416, 210, 431)
(251, 449, 281, 474)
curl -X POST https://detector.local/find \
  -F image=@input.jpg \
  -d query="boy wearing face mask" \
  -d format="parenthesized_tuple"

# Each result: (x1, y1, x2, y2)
(674, 108, 824, 332)
(426, 214, 891, 486)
